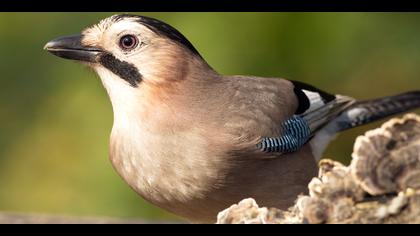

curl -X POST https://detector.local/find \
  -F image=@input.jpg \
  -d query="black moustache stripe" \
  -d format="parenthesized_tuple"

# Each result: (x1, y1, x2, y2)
(98, 53, 142, 87)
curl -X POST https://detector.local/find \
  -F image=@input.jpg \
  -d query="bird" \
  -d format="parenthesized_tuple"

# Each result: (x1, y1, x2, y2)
(44, 14, 420, 223)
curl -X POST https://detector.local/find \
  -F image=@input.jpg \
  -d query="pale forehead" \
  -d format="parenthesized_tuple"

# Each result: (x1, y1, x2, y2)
(82, 16, 155, 46)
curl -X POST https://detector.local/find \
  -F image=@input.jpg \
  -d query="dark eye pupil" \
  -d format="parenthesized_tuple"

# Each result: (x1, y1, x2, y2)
(120, 35, 137, 49)
(123, 37, 133, 46)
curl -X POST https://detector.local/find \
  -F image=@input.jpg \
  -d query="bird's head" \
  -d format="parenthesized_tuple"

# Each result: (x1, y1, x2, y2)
(44, 14, 215, 91)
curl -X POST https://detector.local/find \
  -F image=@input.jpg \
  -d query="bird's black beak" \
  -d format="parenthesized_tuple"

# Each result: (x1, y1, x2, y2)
(44, 34, 102, 63)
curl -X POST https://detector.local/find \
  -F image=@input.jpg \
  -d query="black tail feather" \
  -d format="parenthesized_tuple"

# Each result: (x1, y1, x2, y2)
(337, 91, 420, 131)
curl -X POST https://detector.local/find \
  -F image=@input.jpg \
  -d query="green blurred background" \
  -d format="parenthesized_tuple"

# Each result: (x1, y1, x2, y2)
(0, 12, 419, 221)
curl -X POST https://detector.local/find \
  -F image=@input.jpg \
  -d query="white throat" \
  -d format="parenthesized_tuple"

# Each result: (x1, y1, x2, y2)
(96, 67, 138, 113)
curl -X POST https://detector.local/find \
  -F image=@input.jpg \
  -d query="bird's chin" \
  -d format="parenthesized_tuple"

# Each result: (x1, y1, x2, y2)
(44, 34, 103, 63)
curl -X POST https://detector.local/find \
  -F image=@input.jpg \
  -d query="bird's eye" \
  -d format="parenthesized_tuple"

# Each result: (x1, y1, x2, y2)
(119, 35, 139, 50)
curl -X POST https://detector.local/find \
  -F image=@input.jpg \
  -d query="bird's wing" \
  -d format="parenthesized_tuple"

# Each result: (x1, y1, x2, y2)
(258, 80, 355, 153)
(290, 80, 355, 132)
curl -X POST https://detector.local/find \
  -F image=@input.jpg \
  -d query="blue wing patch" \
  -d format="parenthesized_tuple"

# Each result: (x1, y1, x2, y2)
(257, 116, 311, 153)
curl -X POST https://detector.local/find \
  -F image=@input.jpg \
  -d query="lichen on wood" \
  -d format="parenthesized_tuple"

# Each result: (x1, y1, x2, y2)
(217, 113, 420, 224)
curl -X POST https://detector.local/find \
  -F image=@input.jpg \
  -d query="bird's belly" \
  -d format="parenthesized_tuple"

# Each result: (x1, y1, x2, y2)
(108, 124, 232, 221)
(109, 145, 227, 222)
(108, 122, 317, 223)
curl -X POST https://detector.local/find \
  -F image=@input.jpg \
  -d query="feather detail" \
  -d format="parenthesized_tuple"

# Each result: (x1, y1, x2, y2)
(258, 116, 311, 153)
(257, 80, 355, 154)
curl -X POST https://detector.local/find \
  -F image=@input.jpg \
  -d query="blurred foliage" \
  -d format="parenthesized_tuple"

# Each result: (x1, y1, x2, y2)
(0, 12, 419, 221)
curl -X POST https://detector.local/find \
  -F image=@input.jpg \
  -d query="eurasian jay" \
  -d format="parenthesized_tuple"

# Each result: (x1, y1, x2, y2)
(44, 14, 420, 223)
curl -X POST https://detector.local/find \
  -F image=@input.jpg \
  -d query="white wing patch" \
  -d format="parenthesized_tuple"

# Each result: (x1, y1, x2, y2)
(302, 89, 326, 114)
